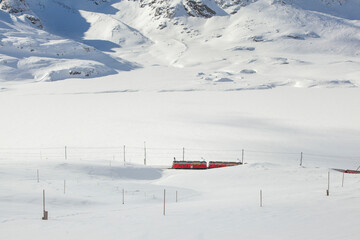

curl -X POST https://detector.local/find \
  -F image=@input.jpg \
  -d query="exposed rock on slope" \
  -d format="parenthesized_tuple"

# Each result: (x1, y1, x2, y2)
(137, 0, 225, 19)
(0, 0, 42, 28)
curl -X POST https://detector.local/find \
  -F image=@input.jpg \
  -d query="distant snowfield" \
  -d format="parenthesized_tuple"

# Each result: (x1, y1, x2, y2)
(1, 74, 360, 168)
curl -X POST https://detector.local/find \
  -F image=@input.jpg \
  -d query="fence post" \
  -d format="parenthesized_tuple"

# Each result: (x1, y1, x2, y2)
(260, 190, 263, 207)
(42, 189, 48, 220)
(65, 146, 67, 160)
(300, 152, 303, 166)
(122, 189, 125, 204)
(163, 189, 166, 216)
(327, 171, 330, 196)
(123, 145, 126, 165)
(144, 142, 147, 166)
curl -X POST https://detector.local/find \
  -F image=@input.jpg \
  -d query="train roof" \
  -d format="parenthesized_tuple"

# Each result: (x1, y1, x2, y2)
(208, 161, 242, 165)
(172, 161, 206, 164)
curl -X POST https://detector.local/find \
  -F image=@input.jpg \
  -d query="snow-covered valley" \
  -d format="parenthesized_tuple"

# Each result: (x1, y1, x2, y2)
(0, 0, 359, 239)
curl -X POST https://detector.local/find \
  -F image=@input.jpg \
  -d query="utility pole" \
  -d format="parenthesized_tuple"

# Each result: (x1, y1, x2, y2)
(242, 149, 244, 164)
(182, 147, 185, 161)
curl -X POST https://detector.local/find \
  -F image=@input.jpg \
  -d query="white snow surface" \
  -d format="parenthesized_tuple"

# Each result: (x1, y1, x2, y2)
(0, 159, 359, 240)
(0, 0, 360, 239)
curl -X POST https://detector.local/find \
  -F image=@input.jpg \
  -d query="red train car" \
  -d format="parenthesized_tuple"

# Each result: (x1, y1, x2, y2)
(344, 170, 360, 174)
(172, 161, 207, 169)
(208, 161, 242, 169)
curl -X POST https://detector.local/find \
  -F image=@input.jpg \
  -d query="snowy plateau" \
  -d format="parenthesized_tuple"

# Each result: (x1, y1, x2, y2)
(0, 0, 360, 239)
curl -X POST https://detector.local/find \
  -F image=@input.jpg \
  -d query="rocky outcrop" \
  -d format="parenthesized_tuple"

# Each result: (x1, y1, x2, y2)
(88, 0, 112, 5)
(136, 0, 220, 19)
(184, 0, 216, 18)
(0, 0, 43, 28)
(0, 0, 29, 13)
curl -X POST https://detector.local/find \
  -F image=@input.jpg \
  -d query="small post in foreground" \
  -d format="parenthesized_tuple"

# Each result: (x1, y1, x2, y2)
(260, 189, 263, 207)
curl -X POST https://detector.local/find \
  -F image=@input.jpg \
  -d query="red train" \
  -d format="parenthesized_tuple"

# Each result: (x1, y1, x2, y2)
(172, 160, 242, 169)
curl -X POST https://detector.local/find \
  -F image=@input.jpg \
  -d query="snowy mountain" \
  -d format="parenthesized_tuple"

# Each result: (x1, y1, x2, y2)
(0, 0, 359, 84)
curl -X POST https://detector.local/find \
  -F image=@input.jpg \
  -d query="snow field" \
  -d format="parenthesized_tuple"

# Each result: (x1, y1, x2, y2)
(0, 0, 360, 239)
(0, 158, 359, 240)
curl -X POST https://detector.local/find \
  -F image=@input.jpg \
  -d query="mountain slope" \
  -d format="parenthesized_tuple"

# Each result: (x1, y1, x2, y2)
(0, 0, 138, 82)
(0, 0, 359, 86)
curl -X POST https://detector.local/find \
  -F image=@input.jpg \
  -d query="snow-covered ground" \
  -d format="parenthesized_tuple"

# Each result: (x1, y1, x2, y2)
(0, 158, 359, 240)
(1, 79, 360, 239)
(0, 0, 360, 239)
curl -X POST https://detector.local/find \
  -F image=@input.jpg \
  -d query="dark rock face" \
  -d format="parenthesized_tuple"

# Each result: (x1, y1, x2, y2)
(184, 0, 216, 18)
(88, 0, 111, 5)
(132, 0, 219, 19)
(0, 0, 28, 13)
(0, 0, 43, 28)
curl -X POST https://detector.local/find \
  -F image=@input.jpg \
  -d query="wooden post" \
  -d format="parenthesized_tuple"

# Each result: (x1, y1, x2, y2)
(300, 152, 303, 166)
(123, 145, 126, 165)
(242, 149, 244, 164)
(65, 146, 67, 160)
(122, 188, 124, 204)
(342, 172, 344, 187)
(144, 142, 147, 166)
(37, 169, 39, 183)
(42, 189, 48, 220)
(260, 190, 263, 207)
(43, 189, 45, 212)
(163, 189, 166, 216)
(327, 171, 330, 196)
